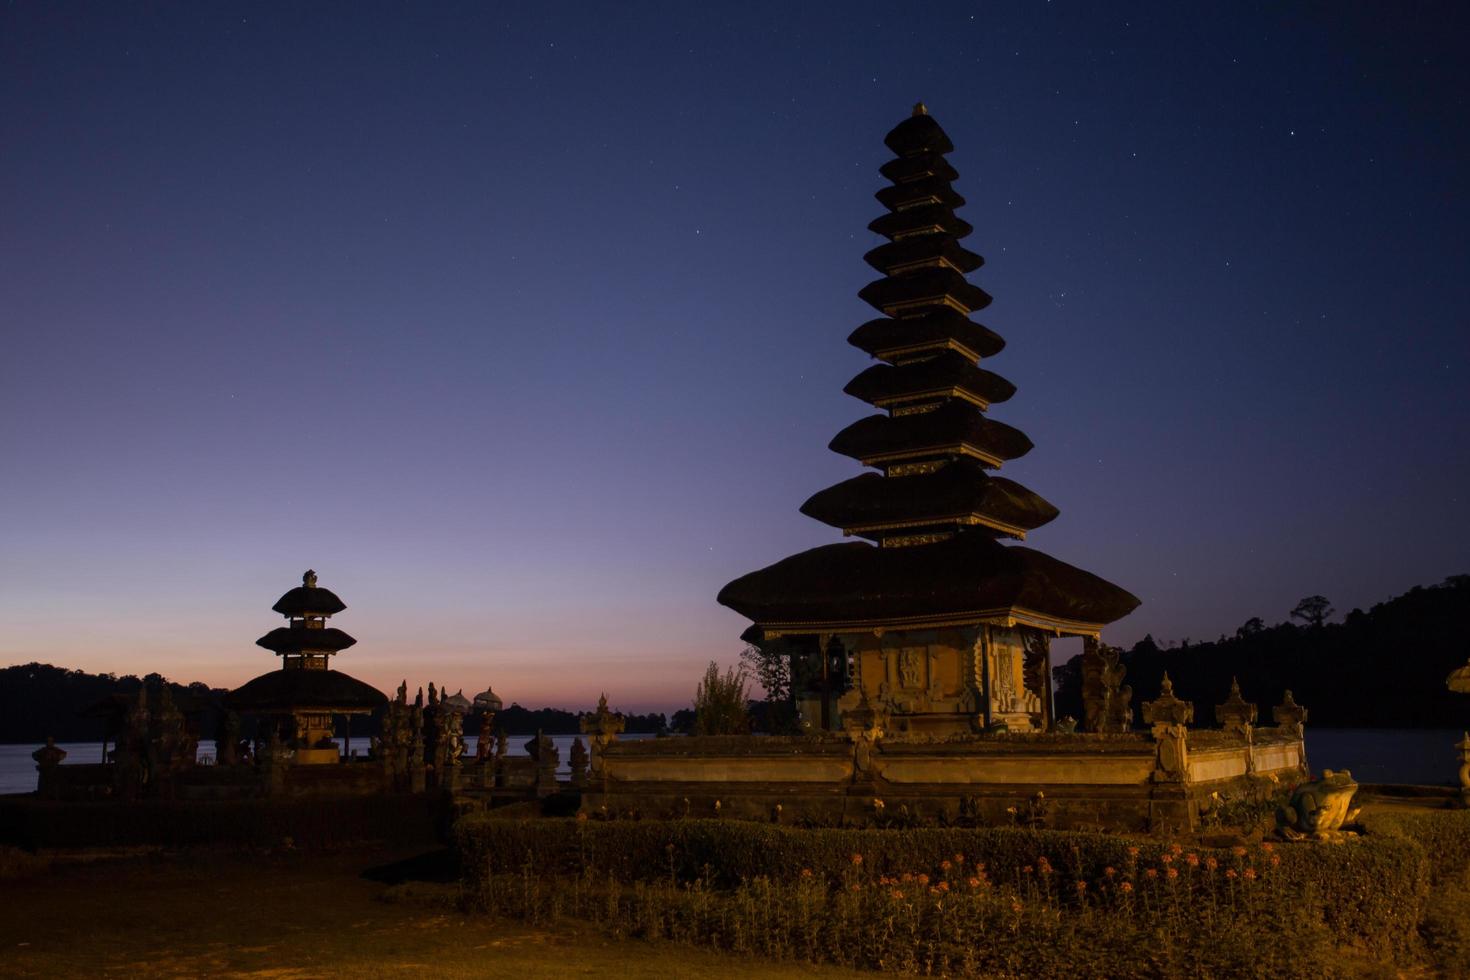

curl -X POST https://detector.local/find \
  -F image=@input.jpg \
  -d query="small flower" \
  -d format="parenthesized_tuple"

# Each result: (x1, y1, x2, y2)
(850, 853, 863, 866)
(852, 883, 862, 892)
(1074, 880, 1087, 893)
(954, 853, 966, 865)
(1022, 865, 1034, 875)
(1166, 867, 1178, 880)
(1205, 857, 1218, 871)
(938, 880, 950, 892)
(929, 886, 941, 896)
(1261, 841, 1275, 854)
(940, 860, 952, 872)
(1007, 806, 1019, 815)
(1185, 853, 1199, 867)
(890, 889, 904, 899)
(1243, 867, 1257, 881)
(873, 798, 885, 811)
(1160, 853, 1174, 864)
(1127, 846, 1140, 858)
(1169, 843, 1183, 856)
(1270, 854, 1281, 868)
(800, 868, 814, 878)
(1145, 868, 1158, 879)
(901, 872, 913, 883)
(1226, 869, 1238, 879)
(1104, 866, 1116, 877)
(968, 876, 982, 889)
(917, 873, 930, 885)
(1231, 846, 1247, 857)
(1120, 881, 1133, 893)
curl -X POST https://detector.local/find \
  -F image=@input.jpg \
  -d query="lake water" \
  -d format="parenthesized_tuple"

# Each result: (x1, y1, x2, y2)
(0, 728, 1459, 797)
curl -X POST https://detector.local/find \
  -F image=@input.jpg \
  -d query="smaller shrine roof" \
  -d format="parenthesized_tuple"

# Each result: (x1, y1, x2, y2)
(849, 310, 1006, 362)
(255, 626, 358, 655)
(858, 268, 993, 317)
(271, 570, 347, 617)
(868, 205, 972, 242)
(442, 689, 472, 713)
(829, 401, 1033, 468)
(863, 237, 983, 276)
(875, 178, 965, 212)
(843, 351, 1015, 409)
(883, 108, 954, 157)
(800, 459, 1058, 539)
(225, 669, 386, 712)
(473, 686, 503, 709)
(879, 153, 958, 185)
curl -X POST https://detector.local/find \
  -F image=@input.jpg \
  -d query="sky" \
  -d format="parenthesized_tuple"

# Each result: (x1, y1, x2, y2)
(2, 3, 1467, 715)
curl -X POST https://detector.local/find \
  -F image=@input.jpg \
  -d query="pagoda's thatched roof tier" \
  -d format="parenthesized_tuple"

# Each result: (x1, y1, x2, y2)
(859, 268, 993, 318)
(884, 112, 954, 158)
(843, 351, 1014, 410)
(868, 205, 972, 242)
(800, 459, 1057, 540)
(864, 237, 982, 277)
(830, 401, 1032, 468)
(717, 534, 1139, 637)
(875, 178, 965, 213)
(255, 626, 358, 654)
(225, 669, 386, 713)
(849, 309, 1006, 362)
(271, 584, 347, 617)
(880, 153, 958, 185)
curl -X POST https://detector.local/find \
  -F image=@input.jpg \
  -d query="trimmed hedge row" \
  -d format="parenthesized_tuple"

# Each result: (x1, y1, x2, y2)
(456, 815, 1428, 958)
(0, 795, 443, 850)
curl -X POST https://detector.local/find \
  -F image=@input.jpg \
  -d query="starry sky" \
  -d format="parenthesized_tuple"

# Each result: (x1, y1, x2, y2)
(2, 3, 1466, 714)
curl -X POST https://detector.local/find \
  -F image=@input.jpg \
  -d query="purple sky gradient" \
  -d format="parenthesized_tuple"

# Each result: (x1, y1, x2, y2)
(2, 4, 1466, 714)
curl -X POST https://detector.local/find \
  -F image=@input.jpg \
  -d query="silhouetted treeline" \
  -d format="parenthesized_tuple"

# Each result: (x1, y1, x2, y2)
(495, 703, 668, 735)
(0, 663, 228, 742)
(1055, 575, 1470, 729)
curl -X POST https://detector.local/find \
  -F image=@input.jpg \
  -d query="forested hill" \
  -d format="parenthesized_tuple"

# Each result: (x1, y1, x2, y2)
(1055, 575, 1470, 729)
(0, 664, 226, 743)
(0, 663, 672, 742)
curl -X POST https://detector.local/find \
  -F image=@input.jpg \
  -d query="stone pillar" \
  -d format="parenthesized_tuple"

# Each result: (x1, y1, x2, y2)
(408, 705, 426, 794)
(1215, 678, 1258, 772)
(1272, 690, 1309, 775)
(569, 737, 589, 789)
(527, 730, 559, 798)
(580, 693, 625, 791)
(1143, 672, 1193, 782)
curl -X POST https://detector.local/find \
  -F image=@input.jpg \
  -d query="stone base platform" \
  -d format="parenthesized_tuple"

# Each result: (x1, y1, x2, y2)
(581, 728, 1307, 833)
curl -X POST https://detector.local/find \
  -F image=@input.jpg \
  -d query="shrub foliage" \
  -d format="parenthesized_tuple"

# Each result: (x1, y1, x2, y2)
(457, 815, 1430, 976)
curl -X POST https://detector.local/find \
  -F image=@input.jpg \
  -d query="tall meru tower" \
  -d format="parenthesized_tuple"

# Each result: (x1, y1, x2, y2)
(718, 105, 1140, 736)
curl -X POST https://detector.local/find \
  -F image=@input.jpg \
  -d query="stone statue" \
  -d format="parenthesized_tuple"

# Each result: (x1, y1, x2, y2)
(428, 682, 438, 707)
(396, 679, 408, 704)
(1276, 770, 1361, 841)
(32, 736, 66, 769)
(216, 710, 241, 766)
(569, 737, 589, 788)
(476, 711, 494, 761)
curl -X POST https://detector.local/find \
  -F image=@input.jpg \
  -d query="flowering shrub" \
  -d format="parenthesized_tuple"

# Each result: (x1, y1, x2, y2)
(457, 816, 1430, 974)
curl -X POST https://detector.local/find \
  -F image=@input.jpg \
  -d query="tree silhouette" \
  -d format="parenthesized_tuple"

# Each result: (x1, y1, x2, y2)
(1290, 595, 1335, 628)
(1236, 617, 1265, 638)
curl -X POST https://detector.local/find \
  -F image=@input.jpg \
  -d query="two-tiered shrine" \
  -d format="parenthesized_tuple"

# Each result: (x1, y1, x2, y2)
(719, 105, 1140, 736)
(226, 570, 385, 764)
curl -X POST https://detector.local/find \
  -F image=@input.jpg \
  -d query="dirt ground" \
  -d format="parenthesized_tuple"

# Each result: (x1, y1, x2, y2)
(0, 846, 864, 979)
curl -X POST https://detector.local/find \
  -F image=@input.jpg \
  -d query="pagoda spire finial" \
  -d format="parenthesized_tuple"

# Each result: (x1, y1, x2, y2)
(912, 101, 928, 117)
(303, 569, 317, 589)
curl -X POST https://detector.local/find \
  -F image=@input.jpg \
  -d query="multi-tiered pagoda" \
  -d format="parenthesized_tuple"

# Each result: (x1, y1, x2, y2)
(719, 106, 1139, 736)
(226, 570, 385, 763)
